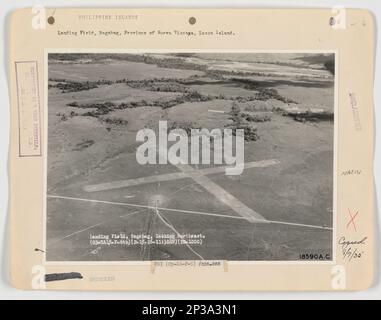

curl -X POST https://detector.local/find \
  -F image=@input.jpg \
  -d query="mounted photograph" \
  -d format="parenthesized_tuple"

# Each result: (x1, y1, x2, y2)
(45, 52, 335, 262)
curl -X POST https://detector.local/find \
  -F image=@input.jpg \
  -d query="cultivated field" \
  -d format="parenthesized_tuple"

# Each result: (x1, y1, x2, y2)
(46, 53, 334, 261)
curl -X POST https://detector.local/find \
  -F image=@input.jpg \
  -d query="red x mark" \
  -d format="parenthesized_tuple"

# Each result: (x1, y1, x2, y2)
(346, 209, 359, 231)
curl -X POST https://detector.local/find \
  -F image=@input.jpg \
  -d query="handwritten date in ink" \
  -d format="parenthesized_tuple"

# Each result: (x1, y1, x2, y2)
(338, 236, 367, 261)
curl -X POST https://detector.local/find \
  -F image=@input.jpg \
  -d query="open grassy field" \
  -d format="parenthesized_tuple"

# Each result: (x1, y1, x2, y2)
(46, 53, 334, 261)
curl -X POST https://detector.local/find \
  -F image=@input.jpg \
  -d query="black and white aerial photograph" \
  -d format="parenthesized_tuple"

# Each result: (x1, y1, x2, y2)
(46, 52, 335, 262)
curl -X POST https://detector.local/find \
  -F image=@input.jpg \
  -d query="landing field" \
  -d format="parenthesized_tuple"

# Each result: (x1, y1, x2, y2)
(46, 52, 335, 261)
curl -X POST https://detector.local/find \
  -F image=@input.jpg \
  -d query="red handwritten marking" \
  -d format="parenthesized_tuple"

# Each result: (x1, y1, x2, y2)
(346, 209, 359, 231)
